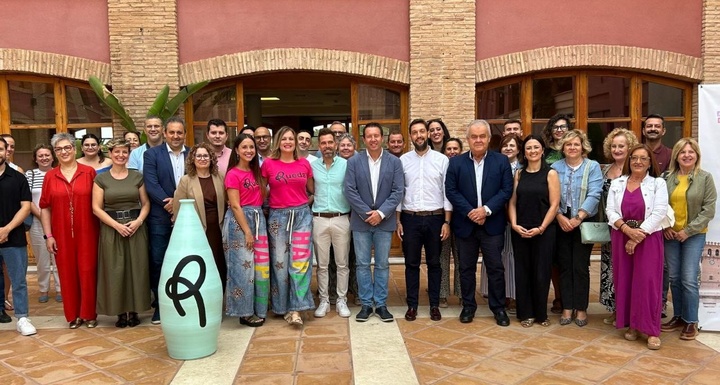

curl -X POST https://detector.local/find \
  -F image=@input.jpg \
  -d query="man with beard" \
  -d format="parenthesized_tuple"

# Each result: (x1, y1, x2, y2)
(205, 119, 231, 175)
(643, 114, 672, 173)
(397, 119, 452, 322)
(129, 116, 165, 173)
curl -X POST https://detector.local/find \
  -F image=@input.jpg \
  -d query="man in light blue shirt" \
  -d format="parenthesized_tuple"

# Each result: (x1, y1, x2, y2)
(128, 116, 164, 173)
(311, 128, 352, 319)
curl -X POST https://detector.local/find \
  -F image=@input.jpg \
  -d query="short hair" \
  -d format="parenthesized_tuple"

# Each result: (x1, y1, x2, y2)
(185, 142, 218, 177)
(409, 118, 428, 130)
(317, 128, 335, 140)
(207, 119, 228, 133)
(465, 119, 491, 138)
(643, 114, 665, 128)
(32, 143, 56, 168)
(623, 144, 660, 178)
(388, 128, 403, 138)
(442, 138, 463, 154)
(270, 126, 299, 160)
(504, 119, 522, 127)
(124, 131, 140, 141)
(500, 134, 523, 163)
(542, 113, 573, 147)
(362, 122, 383, 138)
(669, 137, 702, 176)
(520, 134, 549, 169)
(602, 128, 639, 160)
(330, 121, 346, 129)
(81, 133, 106, 163)
(145, 114, 162, 122)
(296, 128, 313, 138)
(337, 133, 356, 148)
(164, 116, 186, 131)
(242, 125, 256, 133)
(106, 138, 131, 151)
(50, 133, 76, 148)
(556, 129, 592, 157)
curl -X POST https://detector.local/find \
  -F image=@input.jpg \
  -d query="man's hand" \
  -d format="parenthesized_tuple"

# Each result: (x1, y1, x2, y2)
(365, 210, 382, 226)
(396, 222, 404, 241)
(440, 223, 450, 241)
(468, 207, 487, 224)
(163, 197, 173, 214)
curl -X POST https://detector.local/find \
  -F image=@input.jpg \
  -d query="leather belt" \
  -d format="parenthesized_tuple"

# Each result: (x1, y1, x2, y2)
(313, 212, 349, 218)
(625, 219, 644, 229)
(106, 209, 141, 220)
(402, 209, 444, 216)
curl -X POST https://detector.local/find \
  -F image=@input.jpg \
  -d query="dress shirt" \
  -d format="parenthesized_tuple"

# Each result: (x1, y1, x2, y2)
(166, 143, 186, 187)
(311, 156, 350, 214)
(368, 149, 383, 202)
(215, 145, 231, 176)
(305, 153, 318, 164)
(470, 151, 491, 214)
(399, 149, 452, 211)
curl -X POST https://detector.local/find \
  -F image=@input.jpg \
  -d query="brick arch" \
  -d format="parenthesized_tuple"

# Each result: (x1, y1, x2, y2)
(179, 48, 410, 85)
(475, 45, 702, 83)
(0, 48, 110, 82)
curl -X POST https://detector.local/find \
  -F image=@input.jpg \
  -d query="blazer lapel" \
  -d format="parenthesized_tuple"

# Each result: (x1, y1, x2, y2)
(189, 176, 207, 229)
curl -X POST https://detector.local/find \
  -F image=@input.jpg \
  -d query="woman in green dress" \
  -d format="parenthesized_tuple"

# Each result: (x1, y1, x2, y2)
(92, 138, 151, 327)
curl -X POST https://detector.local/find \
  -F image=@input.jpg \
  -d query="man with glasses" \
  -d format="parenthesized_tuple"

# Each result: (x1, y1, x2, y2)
(643, 114, 672, 173)
(129, 116, 165, 173)
(205, 119, 231, 175)
(254, 126, 272, 164)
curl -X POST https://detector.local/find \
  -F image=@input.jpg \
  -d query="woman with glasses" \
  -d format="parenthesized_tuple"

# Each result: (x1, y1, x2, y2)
(661, 138, 716, 341)
(606, 144, 668, 349)
(25, 144, 62, 304)
(173, 143, 227, 286)
(552, 130, 602, 327)
(262, 126, 315, 326)
(77, 133, 112, 173)
(428, 119, 450, 152)
(40, 133, 99, 329)
(92, 139, 151, 328)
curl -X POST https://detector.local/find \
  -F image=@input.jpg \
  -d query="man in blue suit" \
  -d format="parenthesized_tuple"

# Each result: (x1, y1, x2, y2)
(344, 123, 404, 322)
(446, 119, 513, 326)
(143, 116, 189, 325)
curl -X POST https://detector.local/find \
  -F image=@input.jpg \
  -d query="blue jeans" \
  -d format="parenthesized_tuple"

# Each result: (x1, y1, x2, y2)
(148, 223, 172, 308)
(353, 229, 392, 308)
(268, 205, 315, 314)
(665, 233, 705, 323)
(0, 247, 29, 318)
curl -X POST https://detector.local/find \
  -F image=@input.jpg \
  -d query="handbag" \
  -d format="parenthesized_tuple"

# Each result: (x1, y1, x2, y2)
(578, 160, 610, 244)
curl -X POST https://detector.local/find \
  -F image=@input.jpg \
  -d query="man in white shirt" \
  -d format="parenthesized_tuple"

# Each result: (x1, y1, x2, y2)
(128, 116, 164, 173)
(397, 119, 452, 322)
(297, 129, 318, 163)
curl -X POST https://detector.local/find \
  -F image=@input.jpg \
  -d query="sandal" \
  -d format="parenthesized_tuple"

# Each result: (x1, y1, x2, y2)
(239, 315, 265, 327)
(624, 328, 638, 341)
(520, 318, 535, 328)
(647, 336, 661, 350)
(538, 319, 551, 327)
(4, 300, 13, 311)
(284, 311, 303, 326)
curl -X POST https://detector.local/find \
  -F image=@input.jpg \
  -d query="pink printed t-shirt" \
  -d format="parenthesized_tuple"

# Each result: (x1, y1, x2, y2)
(225, 167, 263, 207)
(261, 158, 313, 208)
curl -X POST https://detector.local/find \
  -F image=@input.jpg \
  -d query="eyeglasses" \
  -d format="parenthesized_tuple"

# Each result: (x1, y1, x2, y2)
(255, 135, 270, 141)
(54, 145, 74, 153)
(630, 156, 650, 163)
(552, 124, 569, 132)
(332, 131, 345, 136)
(195, 154, 210, 159)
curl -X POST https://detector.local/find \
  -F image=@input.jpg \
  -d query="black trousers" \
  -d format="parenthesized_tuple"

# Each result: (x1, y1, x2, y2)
(456, 226, 505, 313)
(512, 224, 556, 321)
(402, 213, 443, 308)
(556, 225, 593, 311)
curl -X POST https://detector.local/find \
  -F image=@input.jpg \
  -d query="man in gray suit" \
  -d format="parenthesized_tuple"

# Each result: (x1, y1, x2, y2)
(344, 123, 404, 322)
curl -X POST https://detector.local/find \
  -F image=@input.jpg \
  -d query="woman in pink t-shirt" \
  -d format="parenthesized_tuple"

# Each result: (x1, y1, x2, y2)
(261, 126, 315, 326)
(224, 134, 269, 327)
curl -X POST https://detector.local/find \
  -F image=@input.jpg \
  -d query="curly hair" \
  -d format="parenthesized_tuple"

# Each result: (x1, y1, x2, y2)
(602, 128, 638, 161)
(556, 129, 592, 158)
(542, 114, 573, 150)
(185, 142, 218, 176)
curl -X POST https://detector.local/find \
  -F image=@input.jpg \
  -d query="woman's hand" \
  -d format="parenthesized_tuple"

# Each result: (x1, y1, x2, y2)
(124, 219, 142, 237)
(114, 221, 133, 237)
(674, 230, 689, 242)
(244, 229, 255, 250)
(663, 228, 676, 240)
(623, 227, 646, 244)
(625, 239, 637, 255)
(557, 215, 573, 232)
(46, 237, 58, 255)
(511, 224, 528, 235)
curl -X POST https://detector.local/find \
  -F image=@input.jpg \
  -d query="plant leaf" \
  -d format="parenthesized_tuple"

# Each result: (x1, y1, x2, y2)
(148, 85, 170, 118)
(163, 80, 209, 118)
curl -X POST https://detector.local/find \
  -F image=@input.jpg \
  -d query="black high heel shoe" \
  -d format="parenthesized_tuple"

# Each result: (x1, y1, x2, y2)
(115, 313, 128, 328)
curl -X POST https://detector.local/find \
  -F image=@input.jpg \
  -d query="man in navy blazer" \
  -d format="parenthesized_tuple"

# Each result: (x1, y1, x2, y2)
(344, 123, 404, 323)
(143, 116, 189, 324)
(445, 119, 513, 326)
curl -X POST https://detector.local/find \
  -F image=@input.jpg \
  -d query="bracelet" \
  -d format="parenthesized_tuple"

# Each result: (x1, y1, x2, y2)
(43, 234, 53, 240)
(619, 223, 627, 231)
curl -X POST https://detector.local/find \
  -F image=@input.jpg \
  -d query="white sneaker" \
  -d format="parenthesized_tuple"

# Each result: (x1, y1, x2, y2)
(17, 317, 37, 336)
(314, 300, 330, 318)
(336, 299, 351, 318)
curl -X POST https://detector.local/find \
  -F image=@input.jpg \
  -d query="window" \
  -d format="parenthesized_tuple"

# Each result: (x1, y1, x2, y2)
(476, 71, 693, 163)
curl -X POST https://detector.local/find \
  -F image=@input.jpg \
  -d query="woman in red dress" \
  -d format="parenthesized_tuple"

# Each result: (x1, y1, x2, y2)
(40, 133, 100, 328)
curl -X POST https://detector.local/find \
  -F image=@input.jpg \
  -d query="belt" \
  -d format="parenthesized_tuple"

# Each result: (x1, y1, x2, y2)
(313, 212, 349, 218)
(402, 209, 444, 216)
(626, 219, 644, 229)
(106, 209, 141, 220)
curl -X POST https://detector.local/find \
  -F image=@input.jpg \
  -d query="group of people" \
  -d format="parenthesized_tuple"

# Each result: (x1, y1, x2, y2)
(0, 113, 714, 352)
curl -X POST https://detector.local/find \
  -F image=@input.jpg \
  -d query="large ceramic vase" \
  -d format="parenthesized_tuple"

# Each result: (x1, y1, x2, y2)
(159, 199, 223, 360)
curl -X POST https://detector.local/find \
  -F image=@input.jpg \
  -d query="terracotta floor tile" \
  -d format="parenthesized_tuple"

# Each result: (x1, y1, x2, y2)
(127, 335, 168, 356)
(686, 367, 720, 385)
(491, 346, 563, 370)
(104, 326, 163, 343)
(299, 336, 349, 354)
(295, 352, 351, 373)
(79, 347, 144, 368)
(413, 362, 451, 384)
(650, 341, 717, 363)
(238, 354, 296, 375)
(519, 334, 585, 355)
(35, 329, 95, 346)
(246, 338, 299, 355)
(0, 338, 46, 359)
(55, 337, 120, 357)
(103, 357, 179, 382)
(301, 322, 348, 338)
(704, 354, 720, 370)
(460, 358, 535, 384)
(545, 357, 616, 382)
(403, 337, 439, 357)
(0, 363, 12, 377)
(396, 319, 431, 334)
(445, 335, 513, 358)
(518, 371, 592, 385)
(625, 355, 702, 381)
(51, 372, 124, 385)
(436, 318, 494, 335)
(132, 371, 176, 385)
(571, 344, 638, 366)
(234, 374, 294, 385)
(594, 331, 649, 352)
(409, 327, 466, 346)
(252, 322, 303, 340)
(480, 326, 538, 346)
(295, 371, 353, 385)
(0, 374, 36, 385)
(434, 373, 497, 385)
(601, 369, 680, 385)
(3, 349, 70, 370)
(414, 348, 482, 371)
(23, 360, 92, 385)
(547, 323, 610, 341)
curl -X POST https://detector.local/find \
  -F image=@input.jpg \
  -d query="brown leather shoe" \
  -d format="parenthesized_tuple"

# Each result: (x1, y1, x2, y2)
(661, 316, 686, 332)
(680, 323, 699, 340)
(550, 299, 562, 314)
(430, 306, 442, 321)
(404, 307, 417, 321)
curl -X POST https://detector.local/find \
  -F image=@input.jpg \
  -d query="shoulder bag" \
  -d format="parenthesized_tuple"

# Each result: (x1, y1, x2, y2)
(579, 160, 610, 244)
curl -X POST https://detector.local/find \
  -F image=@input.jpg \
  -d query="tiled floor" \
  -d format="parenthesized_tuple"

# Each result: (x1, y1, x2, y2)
(1, 262, 720, 384)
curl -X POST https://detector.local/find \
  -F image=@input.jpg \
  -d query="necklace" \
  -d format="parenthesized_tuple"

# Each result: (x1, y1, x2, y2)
(63, 177, 78, 238)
